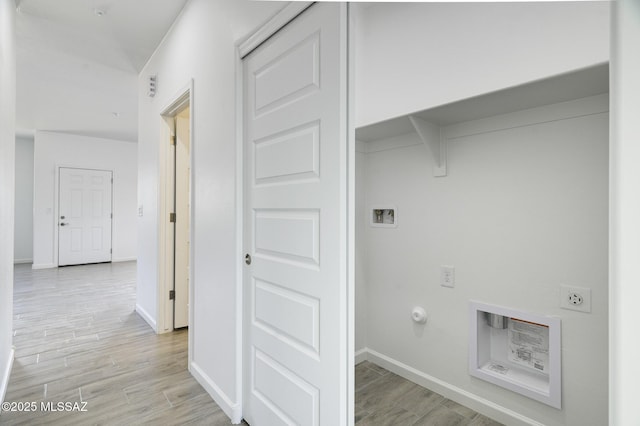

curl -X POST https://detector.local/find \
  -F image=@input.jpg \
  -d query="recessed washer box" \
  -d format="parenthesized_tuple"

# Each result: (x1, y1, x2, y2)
(469, 301, 562, 409)
(370, 205, 397, 228)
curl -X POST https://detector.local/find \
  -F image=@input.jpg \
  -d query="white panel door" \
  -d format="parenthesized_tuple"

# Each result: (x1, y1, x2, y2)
(58, 167, 112, 266)
(243, 4, 348, 426)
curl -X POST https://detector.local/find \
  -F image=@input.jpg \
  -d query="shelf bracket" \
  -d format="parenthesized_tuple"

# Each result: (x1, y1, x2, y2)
(409, 115, 447, 177)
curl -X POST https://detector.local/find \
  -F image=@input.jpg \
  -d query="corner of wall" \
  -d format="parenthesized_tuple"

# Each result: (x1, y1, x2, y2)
(610, 2, 640, 424)
(190, 362, 241, 424)
(135, 303, 157, 333)
(0, 0, 16, 408)
(31, 263, 55, 270)
(112, 257, 137, 263)
(0, 347, 14, 404)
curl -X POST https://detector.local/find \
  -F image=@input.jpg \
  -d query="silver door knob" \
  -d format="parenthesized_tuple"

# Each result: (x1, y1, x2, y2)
(60, 223, 68, 226)
(245, 253, 252, 265)
(60, 215, 65, 219)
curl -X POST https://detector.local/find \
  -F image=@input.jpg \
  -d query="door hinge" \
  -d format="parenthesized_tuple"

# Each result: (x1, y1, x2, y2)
(171, 135, 176, 145)
(111, 178, 113, 183)
(169, 290, 175, 300)
(169, 212, 176, 222)
(110, 248, 112, 254)
(110, 213, 113, 219)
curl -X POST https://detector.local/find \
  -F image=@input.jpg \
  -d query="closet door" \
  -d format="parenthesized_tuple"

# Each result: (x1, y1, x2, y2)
(243, 3, 349, 425)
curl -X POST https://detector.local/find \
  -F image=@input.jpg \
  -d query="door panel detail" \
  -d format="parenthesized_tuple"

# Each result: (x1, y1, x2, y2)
(91, 227, 102, 250)
(254, 32, 320, 117)
(254, 120, 320, 185)
(254, 209, 320, 266)
(253, 349, 319, 426)
(70, 229, 82, 252)
(254, 278, 320, 355)
(71, 190, 82, 217)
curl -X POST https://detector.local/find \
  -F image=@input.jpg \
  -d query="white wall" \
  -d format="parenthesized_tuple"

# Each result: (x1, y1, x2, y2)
(354, 2, 610, 128)
(357, 97, 609, 425)
(610, 2, 640, 425)
(32, 131, 138, 269)
(0, 0, 16, 404)
(136, 0, 285, 419)
(14, 136, 34, 263)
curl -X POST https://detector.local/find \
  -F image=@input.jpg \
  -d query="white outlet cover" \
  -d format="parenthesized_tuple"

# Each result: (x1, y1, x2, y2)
(560, 285, 591, 313)
(441, 265, 455, 288)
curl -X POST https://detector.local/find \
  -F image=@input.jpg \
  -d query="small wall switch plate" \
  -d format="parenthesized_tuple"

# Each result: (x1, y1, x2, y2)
(441, 265, 455, 288)
(560, 285, 591, 313)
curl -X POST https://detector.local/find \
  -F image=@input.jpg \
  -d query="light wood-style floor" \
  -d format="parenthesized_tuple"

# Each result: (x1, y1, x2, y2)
(3, 261, 502, 426)
(2, 262, 233, 425)
(355, 362, 503, 426)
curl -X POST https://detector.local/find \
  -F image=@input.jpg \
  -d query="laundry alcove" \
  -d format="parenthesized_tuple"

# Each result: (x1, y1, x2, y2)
(354, 62, 609, 424)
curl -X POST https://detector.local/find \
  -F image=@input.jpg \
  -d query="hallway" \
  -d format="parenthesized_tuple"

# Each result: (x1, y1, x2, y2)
(1, 262, 232, 425)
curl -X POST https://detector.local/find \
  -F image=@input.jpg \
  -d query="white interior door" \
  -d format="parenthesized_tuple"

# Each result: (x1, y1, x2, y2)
(243, 4, 348, 425)
(58, 167, 113, 266)
(174, 108, 191, 329)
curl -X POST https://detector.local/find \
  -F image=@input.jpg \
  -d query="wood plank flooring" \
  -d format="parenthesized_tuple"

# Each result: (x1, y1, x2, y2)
(1, 262, 233, 425)
(3, 261, 502, 425)
(355, 362, 504, 426)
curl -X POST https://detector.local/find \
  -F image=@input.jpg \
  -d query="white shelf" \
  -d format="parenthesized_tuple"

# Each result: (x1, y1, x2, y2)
(408, 116, 446, 177)
(355, 63, 608, 143)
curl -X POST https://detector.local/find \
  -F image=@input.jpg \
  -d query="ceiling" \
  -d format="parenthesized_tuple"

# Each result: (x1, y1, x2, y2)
(15, 0, 189, 142)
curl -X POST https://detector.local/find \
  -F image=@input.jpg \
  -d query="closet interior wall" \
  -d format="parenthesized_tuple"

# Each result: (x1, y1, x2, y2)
(353, 3, 610, 426)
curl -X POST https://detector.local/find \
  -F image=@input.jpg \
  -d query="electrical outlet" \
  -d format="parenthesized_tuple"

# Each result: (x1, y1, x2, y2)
(441, 266, 455, 288)
(560, 285, 591, 313)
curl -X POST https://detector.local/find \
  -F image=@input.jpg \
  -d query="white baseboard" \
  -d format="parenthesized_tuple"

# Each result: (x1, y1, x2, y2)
(354, 347, 368, 365)
(135, 303, 157, 333)
(31, 259, 136, 268)
(1, 347, 15, 405)
(364, 348, 544, 426)
(31, 263, 55, 270)
(190, 362, 242, 424)
(112, 257, 137, 263)
(13, 259, 32, 264)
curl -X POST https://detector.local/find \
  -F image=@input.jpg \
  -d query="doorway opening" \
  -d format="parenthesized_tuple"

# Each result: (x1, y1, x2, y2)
(159, 84, 192, 334)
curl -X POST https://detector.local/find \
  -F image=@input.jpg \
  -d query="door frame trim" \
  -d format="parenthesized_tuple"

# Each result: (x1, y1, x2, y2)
(157, 80, 194, 355)
(54, 165, 114, 267)
(233, 44, 244, 425)
(346, 5, 356, 423)
(237, 2, 314, 59)
(235, 3, 355, 423)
